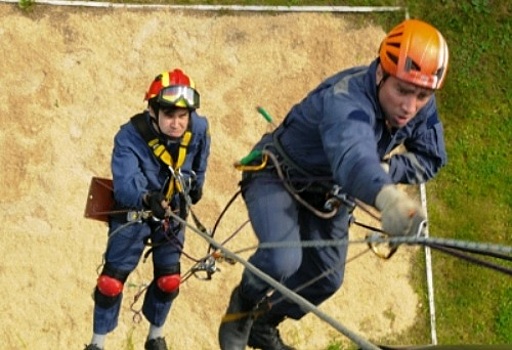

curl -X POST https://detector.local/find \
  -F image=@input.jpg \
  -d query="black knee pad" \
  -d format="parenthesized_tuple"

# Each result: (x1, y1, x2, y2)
(94, 264, 130, 309)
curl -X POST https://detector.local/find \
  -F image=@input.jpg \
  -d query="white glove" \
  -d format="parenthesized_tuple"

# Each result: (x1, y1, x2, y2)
(375, 185, 426, 237)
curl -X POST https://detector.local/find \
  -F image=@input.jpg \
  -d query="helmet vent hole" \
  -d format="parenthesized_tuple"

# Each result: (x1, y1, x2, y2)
(386, 52, 399, 65)
(435, 67, 446, 80)
(404, 57, 421, 72)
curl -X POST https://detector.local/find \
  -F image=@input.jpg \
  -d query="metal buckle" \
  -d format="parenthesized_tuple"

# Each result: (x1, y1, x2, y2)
(191, 256, 219, 280)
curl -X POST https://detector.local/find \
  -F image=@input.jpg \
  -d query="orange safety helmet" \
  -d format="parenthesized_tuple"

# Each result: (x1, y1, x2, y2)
(144, 69, 200, 109)
(379, 19, 449, 90)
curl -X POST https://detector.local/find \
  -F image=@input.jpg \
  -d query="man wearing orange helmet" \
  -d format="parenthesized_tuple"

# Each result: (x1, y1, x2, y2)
(219, 19, 448, 350)
(85, 69, 211, 350)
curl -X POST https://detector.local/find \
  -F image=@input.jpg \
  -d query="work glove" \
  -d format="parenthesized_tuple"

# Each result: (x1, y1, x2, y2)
(189, 186, 203, 205)
(144, 191, 168, 219)
(375, 185, 426, 237)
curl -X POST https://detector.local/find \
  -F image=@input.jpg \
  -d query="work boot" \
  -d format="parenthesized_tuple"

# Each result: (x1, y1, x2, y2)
(84, 345, 103, 350)
(218, 286, 256, 350)
(248, 313, 296, 350)
(144, 337, 168, 350)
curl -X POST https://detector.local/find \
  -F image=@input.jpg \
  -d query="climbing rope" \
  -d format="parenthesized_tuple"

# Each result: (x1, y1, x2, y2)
(168, 210, 382, 350)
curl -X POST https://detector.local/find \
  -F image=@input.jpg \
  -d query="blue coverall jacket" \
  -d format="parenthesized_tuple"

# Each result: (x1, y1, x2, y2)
(93, 110, 210, 334)
(262, 58, 447, 204)
(112, 110, 210, 209)
(239, 59, 447, 319)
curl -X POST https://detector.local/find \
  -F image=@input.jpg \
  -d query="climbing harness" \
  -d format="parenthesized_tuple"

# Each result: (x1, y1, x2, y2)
(235, 148, 353, 220)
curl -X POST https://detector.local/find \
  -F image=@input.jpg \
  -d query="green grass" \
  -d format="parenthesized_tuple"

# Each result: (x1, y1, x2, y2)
(26, 0, 509, 347)
(404, 0, 512, 345)
(18, 0, 35, 11)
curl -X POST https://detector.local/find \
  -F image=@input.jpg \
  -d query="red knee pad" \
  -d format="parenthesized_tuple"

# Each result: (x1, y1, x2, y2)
(97, 275, 124, 297)
(157, 274, 181, 293)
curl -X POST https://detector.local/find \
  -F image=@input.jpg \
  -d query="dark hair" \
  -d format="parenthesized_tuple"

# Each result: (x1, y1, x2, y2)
(160, 105, 181, 115)
(148, 97, 159, 112)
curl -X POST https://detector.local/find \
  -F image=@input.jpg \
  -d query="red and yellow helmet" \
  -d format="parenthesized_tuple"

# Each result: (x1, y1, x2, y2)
(379, 19, 449, 90)
(144, 69, 200, 109)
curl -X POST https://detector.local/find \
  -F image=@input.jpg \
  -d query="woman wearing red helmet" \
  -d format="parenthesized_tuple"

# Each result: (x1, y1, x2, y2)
(85, 69, 211, 350)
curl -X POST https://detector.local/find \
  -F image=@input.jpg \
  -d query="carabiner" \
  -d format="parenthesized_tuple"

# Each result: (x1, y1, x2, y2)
(366, 230, 399, 260)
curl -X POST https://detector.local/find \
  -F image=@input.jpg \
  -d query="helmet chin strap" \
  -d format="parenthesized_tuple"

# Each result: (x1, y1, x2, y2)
(376, 62, 390, 91)
(148, 106, 163, 134)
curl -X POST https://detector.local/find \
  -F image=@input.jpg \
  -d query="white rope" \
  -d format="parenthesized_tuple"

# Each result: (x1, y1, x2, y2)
(420, 183, 438, 344)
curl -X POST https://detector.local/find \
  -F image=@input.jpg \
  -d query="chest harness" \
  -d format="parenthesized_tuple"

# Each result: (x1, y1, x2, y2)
(130, 113, 192, 220)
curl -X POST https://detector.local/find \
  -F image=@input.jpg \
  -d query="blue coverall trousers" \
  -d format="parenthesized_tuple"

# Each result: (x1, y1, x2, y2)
(239, 170, 351, 320)
(93, 218, 184, 334)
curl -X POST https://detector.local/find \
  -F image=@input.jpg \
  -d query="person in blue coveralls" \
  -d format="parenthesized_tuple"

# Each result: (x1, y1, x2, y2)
(218, 18, 449, 350)
(85, 68, 211, 350)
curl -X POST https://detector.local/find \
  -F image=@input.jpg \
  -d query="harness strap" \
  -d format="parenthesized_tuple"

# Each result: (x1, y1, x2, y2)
(266, 128, 355, 217)
(272, 127, 331, 190)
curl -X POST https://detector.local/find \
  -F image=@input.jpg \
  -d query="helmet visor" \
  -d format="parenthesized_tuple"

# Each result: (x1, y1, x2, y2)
(158, 85, 200, 109)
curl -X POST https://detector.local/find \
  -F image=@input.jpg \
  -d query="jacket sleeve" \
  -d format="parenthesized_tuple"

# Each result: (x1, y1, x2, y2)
(111, 124, 151, 208)
(191, 116, 211, 189)
(321, 93, 393, 206)
(388, 100, 448, 184)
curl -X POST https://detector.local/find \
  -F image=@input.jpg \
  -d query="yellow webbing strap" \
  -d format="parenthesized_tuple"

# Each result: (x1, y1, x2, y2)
(147, 130, 192, 199)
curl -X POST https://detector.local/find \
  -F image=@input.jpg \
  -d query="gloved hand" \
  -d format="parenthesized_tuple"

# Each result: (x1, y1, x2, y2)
(189, 186, 203, 205)
(144, 192, 168, 219)
(375, 185, 426, 237)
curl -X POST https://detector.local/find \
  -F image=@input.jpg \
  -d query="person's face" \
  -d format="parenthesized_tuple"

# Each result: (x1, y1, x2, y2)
(377, 65, 434, 129)
(158, 107, 190, 138)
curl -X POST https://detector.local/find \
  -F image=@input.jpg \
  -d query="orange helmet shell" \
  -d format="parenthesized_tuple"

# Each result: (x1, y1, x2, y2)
(144, 69, 197, 103)
(379, 19, 449, 90)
